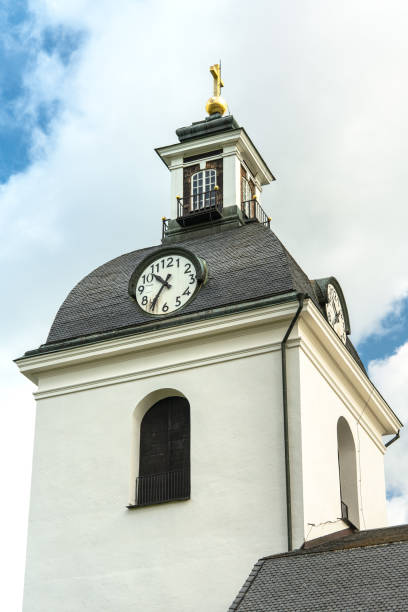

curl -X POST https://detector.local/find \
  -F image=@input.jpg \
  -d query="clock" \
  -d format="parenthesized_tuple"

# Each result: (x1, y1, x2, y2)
(325, 283, 347, 344)
(129, 248, 207, 316)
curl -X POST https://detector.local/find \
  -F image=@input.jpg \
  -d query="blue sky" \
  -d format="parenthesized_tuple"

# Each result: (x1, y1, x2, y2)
(359, 297, 408, 366)
(1, 0, 406, 366)
(1, 1, 405, 362)
(0, 1, 32, 180)
(1, 1, 408, 610)
(0, 1, 83, 180)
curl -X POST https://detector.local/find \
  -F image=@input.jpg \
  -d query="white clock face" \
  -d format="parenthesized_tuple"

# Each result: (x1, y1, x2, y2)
(325, 283, 347, 344)
(134, 253, 199, 315)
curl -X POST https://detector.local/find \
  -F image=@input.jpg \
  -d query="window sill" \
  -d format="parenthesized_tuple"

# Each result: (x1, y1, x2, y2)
(126, 496, 190, 510)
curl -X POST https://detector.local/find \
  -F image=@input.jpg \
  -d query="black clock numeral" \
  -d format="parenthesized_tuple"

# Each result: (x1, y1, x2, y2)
(142, 273, 153, 284)
(151, 262, 162, 273)
(166, 257, 173, 268)
(183, 287, 191, 296)
(189, 274, 195, 285)
(141, 296, 148, 306)
(162, 302, 169, 312)
(175, 296, 181, 307)
(138, 285, 144, 294)
(184, 263, 192, 274)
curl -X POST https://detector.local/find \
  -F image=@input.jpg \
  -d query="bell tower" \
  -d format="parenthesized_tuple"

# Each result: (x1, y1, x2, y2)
(17, 65, 401, 612)
(157, 64, 274, 241)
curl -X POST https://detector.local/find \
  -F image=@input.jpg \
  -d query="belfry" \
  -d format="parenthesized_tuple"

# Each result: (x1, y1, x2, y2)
(17, 65, 402, 612)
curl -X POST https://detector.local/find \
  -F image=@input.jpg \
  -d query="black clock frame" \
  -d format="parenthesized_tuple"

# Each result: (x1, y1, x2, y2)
(128, 246, 208, 317)
(314, 276, 351, 336)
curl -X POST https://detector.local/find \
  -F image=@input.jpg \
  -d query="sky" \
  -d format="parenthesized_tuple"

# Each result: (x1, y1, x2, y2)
(1, 0, 408, 609)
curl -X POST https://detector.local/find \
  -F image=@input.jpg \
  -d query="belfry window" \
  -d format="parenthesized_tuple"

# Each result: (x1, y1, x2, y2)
(191, 169, 216, 210)
(337, 417, 359, 528)
(135, 396, 190, 507)
(241, 177, 252, 203)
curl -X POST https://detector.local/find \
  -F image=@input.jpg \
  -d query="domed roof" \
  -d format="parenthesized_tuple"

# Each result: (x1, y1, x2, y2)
(32, 222, 364, 371)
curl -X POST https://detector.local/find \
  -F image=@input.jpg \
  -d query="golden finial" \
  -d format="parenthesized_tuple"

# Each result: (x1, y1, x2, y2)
(206, 62, 228, 116)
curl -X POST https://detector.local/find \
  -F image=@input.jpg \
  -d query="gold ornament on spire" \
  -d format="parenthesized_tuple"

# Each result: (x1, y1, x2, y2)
(206, 62, 228, 116)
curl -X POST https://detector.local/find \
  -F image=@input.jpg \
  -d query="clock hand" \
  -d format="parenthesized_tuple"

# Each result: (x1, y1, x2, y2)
(150, 285, 166, 311)
(153, 273, 172, 289)
(150, 273, 171, 311)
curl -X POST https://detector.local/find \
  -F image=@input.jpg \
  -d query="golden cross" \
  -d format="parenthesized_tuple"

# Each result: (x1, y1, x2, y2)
(210, 63, 224, 97)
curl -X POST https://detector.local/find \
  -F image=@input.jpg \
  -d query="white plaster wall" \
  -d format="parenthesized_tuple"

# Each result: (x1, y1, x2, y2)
(22, 303, 395, 610)
(284, 342, 305, 549)
(23, 320, 292, 612)
(357, 419, 388, 528)
(298, 339, 387, 541)
(222, 148, 240, 208)
(169, 156, 183, 218)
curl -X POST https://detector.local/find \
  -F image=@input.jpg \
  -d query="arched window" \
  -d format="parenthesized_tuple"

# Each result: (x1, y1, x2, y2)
(241, 177, 252, 203)
(241, 174, 255, 218)
(136, 396, 190, 506)
(337, 417, 359, 527)
(191, 169, 216, 210)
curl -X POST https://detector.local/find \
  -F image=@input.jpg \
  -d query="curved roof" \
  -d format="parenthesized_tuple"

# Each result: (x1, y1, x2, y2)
(46, 223, 315, 343)
(39, 222, 364, 371)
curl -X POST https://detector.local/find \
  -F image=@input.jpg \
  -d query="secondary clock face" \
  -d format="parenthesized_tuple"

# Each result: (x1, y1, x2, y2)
(133, 252, 201, 316)
(325, 283, 347, 344)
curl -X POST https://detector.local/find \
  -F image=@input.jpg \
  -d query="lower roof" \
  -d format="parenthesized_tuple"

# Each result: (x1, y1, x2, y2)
(229, 524, 408, 611)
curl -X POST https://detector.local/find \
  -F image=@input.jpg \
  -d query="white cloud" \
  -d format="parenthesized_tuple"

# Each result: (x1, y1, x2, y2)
(1, 0, 406, 346)
(0, 357, 36, 611)
(369, 343, 408, 524)
(2, 0, 408, 607)
(387, 496, 408, 526)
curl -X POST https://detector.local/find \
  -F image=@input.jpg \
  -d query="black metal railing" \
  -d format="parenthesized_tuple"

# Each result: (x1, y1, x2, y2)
(241, 198, 271, 228)
(134, 468, 190, 507)
(162, 216, 169, 240)
(341, 500, 349, 521)
(177, 189, 223, 219)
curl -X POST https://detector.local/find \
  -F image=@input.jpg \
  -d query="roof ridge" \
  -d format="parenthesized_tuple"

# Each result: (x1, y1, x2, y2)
(256, 524, 408, 562)
(228, 559, 265, 611)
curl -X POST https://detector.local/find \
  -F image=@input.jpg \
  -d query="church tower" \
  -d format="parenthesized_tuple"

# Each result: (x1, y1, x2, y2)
(17, 65, 401, 612)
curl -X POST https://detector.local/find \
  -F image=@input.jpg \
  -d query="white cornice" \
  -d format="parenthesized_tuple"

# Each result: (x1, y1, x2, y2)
(169, 148, 237, 170)
(155, 128, 274, 185)
(33, 340, 290, 400)
(299, 339, 385, 453)
(16, 301, 298, 384)
(156, 129, 241, 162)
(300, 300, 402, 435)
(17, 298, 402, 440)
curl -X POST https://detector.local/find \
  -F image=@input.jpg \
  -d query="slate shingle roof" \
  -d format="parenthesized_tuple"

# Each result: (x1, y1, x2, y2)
(229, 524, 408, 612)
(45, 223, 316, 344)
(39, 221, 364, 373)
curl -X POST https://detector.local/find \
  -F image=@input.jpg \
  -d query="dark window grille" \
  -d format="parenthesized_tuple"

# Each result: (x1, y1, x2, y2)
(134, 396, 190, 508)
(135, 468, 190, 506)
